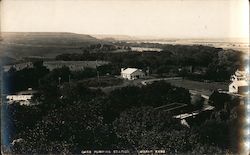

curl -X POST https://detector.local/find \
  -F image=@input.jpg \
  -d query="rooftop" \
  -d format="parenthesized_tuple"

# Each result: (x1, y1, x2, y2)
(121, 68, 140, 74)
(235, 70, 248, 77)
(233, 80, 248, 87)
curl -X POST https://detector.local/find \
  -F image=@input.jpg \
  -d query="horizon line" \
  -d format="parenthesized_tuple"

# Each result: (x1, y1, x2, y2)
(1, 31, 249, 40)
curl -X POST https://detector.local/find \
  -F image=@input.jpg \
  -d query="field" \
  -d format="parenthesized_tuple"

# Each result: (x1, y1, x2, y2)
(164, 79, 228, 96)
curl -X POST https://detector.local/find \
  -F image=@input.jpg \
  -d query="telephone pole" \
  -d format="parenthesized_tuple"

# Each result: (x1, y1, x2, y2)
(58, 77, 61, 86)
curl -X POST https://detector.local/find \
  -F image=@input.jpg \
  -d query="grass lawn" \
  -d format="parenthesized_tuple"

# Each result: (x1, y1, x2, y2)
(165, 79, 229, 96)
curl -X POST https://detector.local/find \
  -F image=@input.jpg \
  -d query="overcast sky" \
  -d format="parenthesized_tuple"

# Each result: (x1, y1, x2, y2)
(1, 0, 249, 38)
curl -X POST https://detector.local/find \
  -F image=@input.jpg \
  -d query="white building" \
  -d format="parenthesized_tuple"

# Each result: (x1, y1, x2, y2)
(6, 95, 33, 105)
(229, 70, 249, 94)
(121, 68, 145, 80)
(6, 89, 38, 106)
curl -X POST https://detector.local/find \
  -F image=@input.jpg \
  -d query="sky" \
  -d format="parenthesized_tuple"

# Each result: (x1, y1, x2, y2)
(1, 0, 249, 39)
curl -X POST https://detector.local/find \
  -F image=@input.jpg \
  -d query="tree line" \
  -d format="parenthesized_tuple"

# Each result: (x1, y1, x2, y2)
(56, 44, 243, 81)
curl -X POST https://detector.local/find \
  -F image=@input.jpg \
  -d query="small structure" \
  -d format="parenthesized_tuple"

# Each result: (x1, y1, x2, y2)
(229, 70, 249, 94)
(6, 88, 38, 106)
(121, 68, 145, 80)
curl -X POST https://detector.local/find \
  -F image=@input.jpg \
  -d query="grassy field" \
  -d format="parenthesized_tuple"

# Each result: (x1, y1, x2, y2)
(88, 77, 229, 96)
(165, 79, 228, 96)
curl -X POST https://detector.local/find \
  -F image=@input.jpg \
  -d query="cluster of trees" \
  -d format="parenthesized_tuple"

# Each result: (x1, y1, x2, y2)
(103, 81, 191, 122)
(4, 79, 242, 154)
(2, 62, 114, 94)
(2, 61, 49, 94)
(205, 50, 243, 81)
(207, 91, 244, 152)
(5, 81, 187, 153)
(56, 44, 243, 81)
(78, 77, 123, 88)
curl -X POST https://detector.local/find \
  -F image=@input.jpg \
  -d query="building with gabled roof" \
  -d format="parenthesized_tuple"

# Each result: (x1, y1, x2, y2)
(6, 88, 38, 106)
(229, 70, 249, 94)
(121, 68, 145, 80)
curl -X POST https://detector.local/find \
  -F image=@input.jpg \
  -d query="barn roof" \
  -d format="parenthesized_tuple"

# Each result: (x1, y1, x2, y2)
(121, 68, 140, 74)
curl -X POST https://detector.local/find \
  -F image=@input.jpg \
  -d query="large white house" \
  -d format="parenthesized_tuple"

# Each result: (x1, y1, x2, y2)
(229, 70, 249, 94)
(121, 68, 145, 80)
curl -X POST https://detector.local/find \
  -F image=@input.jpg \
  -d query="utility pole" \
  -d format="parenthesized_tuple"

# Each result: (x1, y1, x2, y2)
(147, 66, 150, 77)
(58, 77, 61, 86)
(68, 75, 71, 83)
(96, 60, 100, 85)
(97, 70, 100, 83)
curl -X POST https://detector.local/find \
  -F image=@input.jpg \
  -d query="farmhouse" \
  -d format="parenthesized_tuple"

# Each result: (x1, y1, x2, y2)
(121, 68, 145, 80)
(229, 70, 249, 94)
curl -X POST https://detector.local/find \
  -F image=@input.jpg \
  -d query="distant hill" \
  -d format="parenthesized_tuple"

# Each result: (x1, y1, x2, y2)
(0, 32, 102, 58)
(92, 34, 140, 41)
(1, 32, 99, 46)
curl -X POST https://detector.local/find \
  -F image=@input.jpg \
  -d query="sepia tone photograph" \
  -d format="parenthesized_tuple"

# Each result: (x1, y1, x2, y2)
(0, 0, 249, 154)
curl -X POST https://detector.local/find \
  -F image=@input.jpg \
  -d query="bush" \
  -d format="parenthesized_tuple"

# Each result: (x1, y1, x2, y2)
(191, 94, 204, 109)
